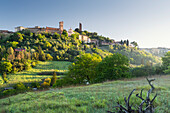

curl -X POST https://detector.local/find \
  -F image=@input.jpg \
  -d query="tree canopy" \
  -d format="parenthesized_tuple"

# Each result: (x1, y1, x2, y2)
(67, 53, 102, 84)
(95, 53, 130, 82)
(162, 51, 170, 74)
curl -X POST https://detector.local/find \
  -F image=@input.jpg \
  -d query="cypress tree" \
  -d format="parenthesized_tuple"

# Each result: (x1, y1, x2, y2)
(127, 39, 129, 46)
(51, 71, 57, 86)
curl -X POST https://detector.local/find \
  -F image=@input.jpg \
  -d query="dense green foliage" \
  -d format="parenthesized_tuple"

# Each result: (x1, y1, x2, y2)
(67, 53, 102, 84)
(130, 65, 158, 77)
(0, 30, 83, 83)
(65, 53, 130, 85)
(99, 45, 161, 65)
(0, 61, 70, 88)
(162, 51, 170, 74)
(95, 53, 130, 82)
(0, 30, 165, 102)
(0, 30, 82, 62)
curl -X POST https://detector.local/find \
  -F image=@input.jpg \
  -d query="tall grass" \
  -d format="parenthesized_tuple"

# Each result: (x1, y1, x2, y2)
(0, 75, 169, 113)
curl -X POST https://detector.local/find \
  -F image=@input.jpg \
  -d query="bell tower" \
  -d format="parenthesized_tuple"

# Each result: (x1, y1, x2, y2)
(59, 21, 64, 33)
(79, 23, 82, 32)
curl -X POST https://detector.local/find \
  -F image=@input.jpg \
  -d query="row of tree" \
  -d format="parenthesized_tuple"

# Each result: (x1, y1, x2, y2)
(66, 53, 129, 84)
(54, 51, 169, 87)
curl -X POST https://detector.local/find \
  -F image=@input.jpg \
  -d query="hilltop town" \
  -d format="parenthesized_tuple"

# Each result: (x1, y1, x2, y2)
(1, 21, 169, 57)
(0, 21, 130, 47)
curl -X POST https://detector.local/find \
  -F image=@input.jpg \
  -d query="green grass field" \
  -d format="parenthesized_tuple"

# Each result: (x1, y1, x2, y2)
(0, 61, 71, 88)
(0, 75, 169, 113)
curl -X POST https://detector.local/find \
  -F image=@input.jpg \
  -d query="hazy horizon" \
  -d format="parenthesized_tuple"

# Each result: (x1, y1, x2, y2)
(0, 0, 170, 48)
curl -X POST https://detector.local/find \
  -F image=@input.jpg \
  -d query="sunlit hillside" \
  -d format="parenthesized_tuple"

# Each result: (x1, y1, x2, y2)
(0, 75, 169, 113)
(0, 61, 71, 88)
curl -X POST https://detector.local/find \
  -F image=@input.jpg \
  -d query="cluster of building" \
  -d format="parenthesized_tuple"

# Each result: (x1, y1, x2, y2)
(14, 21, 92, 44)
(15, 21, 64, 34)
(1, 21, 123, 46)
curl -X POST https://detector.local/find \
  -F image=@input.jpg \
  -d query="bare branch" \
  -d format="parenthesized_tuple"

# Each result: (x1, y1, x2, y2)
(117, 104, 128, 112)
(146, 77, 155, 91)
(124, 96, 128, 108)
(139, 100, 145, 112)
(151, 93, 157, 103)
(146, 77, 156, 101)
(127, 89, 136, 107)
(140, 88, 144, 98)
(136, 93, 144, 101)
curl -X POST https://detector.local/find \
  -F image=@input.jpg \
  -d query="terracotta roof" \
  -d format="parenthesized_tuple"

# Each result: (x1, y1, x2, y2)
(46, 27, 59, 30)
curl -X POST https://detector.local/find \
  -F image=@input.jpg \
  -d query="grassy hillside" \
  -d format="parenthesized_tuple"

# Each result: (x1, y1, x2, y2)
(0, 61, 71, 88)
(0, 75, 169, 113)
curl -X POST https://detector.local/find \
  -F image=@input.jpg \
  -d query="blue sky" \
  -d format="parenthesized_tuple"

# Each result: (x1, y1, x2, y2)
(0, 0, 170, 48)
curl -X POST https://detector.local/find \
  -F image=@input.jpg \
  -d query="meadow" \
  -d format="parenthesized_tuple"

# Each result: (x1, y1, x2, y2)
(0, 75, 169, 113)
(0, 61, 71, 88)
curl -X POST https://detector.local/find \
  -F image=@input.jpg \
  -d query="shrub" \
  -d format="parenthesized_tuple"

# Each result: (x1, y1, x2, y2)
(44, 78, 51, 84)
(53, 79, 64, 87)
(130, 65, 156, 77)
(46, 54, 53, 61)
(10, 41, 19, 48)
(41, 82, 50, 88)
(41, 78, 51, 88)
(43, 41, 52, 48)
(17, 63, 24, 71)
(3, 78, 8, 83)
(31, 82, 40, 88)
(53, 77, 74, 87)
(0, 61, 13, 73)
(2, 72, 7, 79)
(35, 60, 39, 64)
(3, 89, 16, 96)
(31, 62, 36, 67)
(24, 62, 32, 70)
(14, 82, 26, 90)
(12, 66, 17, 74)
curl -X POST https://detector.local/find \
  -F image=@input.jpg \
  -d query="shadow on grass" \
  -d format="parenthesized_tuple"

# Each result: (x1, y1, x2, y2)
(34, 61, 71, 70)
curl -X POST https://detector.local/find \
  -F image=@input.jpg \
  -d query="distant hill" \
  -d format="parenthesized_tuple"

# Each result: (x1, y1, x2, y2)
(140, 47, 170, 57)
(98, 45, 161, 66)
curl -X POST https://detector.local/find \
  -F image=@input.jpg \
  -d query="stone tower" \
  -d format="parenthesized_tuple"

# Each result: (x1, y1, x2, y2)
(79, 23, 82, 32)
(59, 21, 64, 33)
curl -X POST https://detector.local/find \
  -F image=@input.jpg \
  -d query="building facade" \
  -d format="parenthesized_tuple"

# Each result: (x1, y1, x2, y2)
(15, 21, 64, 34)
(79, 35, 91, 43)
(67, 28, 75, 37)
